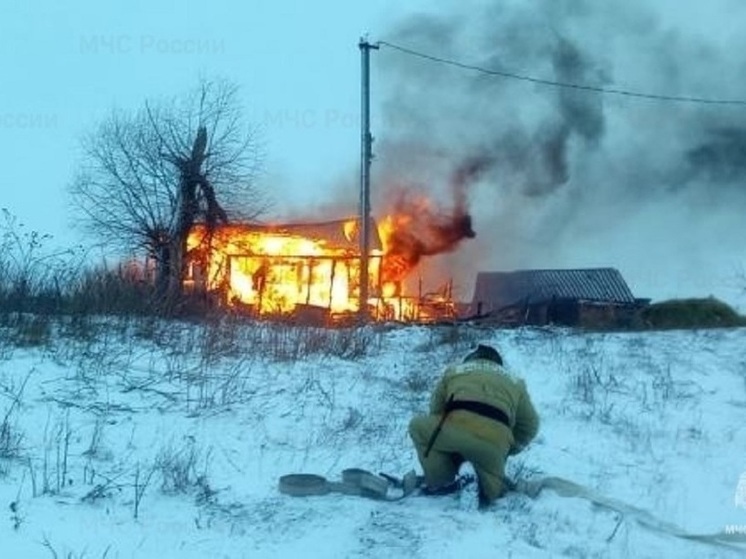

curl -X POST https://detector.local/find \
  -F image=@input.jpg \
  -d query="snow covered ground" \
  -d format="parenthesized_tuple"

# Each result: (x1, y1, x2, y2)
(0, 316, 745, 558)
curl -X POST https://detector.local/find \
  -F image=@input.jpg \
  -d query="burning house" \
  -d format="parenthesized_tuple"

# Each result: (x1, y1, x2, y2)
(184, 209, 474, 323)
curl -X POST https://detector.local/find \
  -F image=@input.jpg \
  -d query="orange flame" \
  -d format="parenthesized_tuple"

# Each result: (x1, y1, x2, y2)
(378, 190, 475, 286)
(185, 196, 474, 321)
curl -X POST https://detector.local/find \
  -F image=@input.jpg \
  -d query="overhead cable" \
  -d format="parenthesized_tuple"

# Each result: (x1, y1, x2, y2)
(377, 40, 746, 106)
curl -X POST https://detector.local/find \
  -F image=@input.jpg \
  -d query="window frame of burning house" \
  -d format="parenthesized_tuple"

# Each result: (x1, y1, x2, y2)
(225, 253, 355, 315)
(185, 221, 411, 320)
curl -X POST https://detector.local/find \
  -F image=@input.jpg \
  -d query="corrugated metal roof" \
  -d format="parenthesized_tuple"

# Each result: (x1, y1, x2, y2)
(472, 268, 636, 312)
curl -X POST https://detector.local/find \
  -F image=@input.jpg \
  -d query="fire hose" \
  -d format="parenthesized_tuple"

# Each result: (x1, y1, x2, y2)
(279, 469, 746, 552)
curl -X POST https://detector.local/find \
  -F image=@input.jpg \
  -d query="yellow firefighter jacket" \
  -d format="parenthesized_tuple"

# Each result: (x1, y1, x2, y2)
(429, 358, 539, 454)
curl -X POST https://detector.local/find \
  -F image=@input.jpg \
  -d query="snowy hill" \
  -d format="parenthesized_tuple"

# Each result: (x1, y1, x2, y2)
(1, 317, 745, 558)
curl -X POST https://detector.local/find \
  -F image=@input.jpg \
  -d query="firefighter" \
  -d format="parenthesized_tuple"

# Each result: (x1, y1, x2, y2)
(408, 344, 539, 508)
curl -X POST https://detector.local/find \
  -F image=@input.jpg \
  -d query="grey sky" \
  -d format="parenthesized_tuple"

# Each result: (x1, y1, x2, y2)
(2, 0, 745, 308)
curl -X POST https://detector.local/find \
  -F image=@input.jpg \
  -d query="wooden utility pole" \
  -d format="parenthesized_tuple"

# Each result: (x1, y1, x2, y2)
(358, 37, 379, 321)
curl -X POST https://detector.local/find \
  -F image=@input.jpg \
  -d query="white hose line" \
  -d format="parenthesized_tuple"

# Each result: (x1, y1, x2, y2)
(519, 476, 746, 551)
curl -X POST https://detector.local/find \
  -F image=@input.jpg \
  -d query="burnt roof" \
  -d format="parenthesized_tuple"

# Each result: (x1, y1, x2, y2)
(193, 216, 382, 252)
(472, 268, 636, 312)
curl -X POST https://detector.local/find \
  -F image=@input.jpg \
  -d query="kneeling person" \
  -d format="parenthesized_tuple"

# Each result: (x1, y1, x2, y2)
(409, 344, 539, 507)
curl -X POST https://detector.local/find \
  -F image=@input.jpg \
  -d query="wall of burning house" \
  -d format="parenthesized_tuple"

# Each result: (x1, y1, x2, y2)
(183, 194, 477, 323)
(185, 221, 388, 319)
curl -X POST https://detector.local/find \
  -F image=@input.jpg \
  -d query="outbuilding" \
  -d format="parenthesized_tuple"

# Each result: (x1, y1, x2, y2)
(469, 268, 648, 328)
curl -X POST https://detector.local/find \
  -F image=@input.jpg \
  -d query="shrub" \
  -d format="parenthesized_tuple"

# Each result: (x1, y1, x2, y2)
(641, 297, 746, 330)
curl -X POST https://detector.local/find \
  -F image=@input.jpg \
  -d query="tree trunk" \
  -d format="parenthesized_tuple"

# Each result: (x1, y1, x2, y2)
(154, 242, 171, 298)
(166, 236, 185, 299)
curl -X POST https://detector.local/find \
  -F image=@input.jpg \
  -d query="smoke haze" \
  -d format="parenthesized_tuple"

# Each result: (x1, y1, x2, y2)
(373, 0, 746, 308)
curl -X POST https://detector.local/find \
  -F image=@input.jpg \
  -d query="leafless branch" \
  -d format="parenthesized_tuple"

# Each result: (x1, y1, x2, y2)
(70, 77, 268, 265)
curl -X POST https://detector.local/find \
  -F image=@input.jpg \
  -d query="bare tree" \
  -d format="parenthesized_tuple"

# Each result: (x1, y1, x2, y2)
(71, 78, 267, 300)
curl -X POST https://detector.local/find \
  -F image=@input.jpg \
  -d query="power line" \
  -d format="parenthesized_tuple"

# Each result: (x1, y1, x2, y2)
(377, 40, 746, 107)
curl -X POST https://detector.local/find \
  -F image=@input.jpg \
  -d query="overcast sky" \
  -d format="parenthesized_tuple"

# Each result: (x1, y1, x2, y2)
(2, 0, 745, 308)
(1, 0, 407, 238)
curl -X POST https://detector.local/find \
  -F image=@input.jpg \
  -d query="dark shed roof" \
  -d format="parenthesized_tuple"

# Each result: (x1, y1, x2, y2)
(472, 268, 636, 312)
